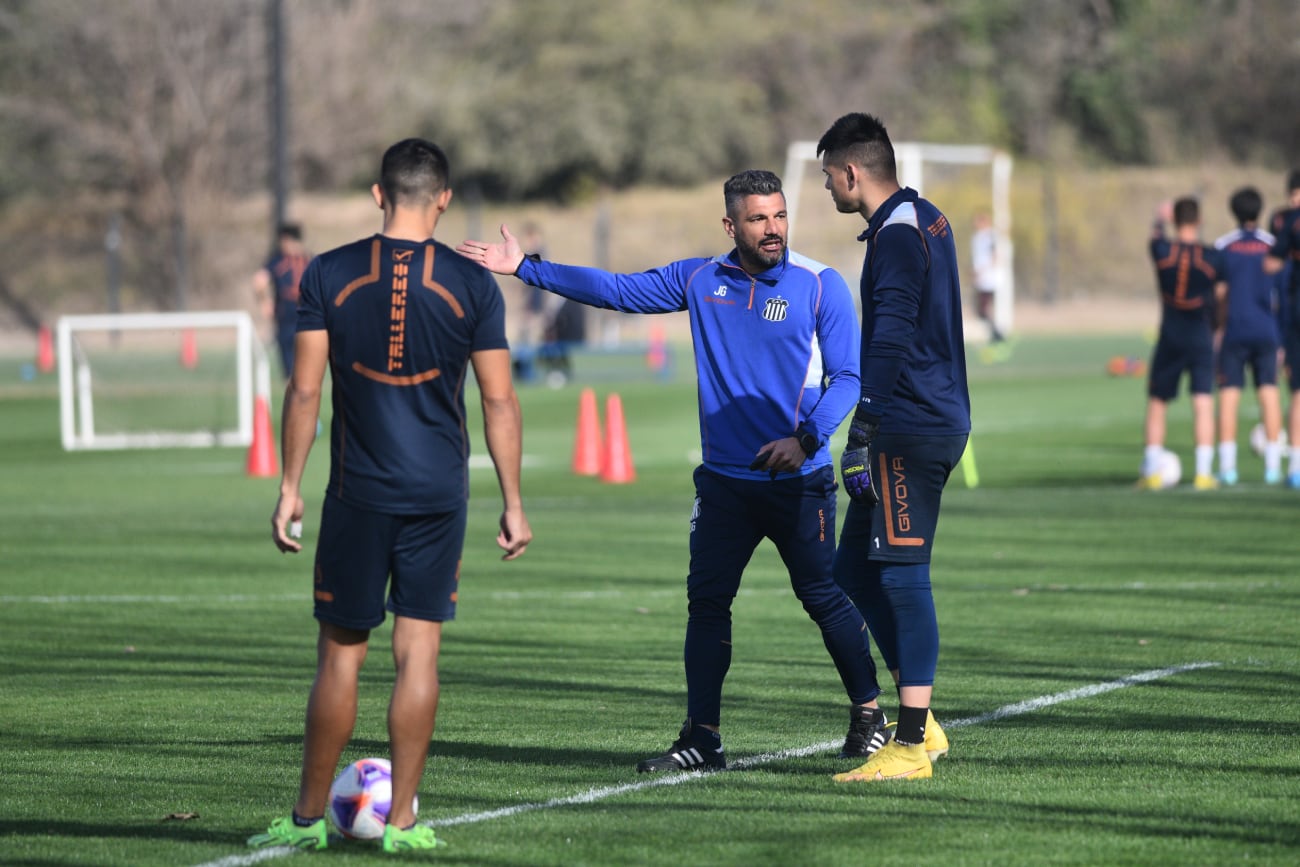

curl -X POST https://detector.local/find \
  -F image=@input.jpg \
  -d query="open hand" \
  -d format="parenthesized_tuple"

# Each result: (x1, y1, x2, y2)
(456, 224, 526, 275)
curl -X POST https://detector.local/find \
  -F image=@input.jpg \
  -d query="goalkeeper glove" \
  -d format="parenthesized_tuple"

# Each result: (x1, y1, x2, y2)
(840, 415, 880, 505)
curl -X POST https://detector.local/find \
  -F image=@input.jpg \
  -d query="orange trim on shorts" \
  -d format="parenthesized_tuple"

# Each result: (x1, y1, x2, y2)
(878, 451, 926, 547)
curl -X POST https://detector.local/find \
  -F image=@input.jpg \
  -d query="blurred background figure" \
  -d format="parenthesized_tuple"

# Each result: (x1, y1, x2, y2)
(253, 223, 312, 379)
(970, 211, 1004, 344)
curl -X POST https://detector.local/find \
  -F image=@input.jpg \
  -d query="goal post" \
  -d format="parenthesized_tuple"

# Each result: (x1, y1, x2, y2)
(57, 310, 271, 451)
(783, 140, 1015, 337)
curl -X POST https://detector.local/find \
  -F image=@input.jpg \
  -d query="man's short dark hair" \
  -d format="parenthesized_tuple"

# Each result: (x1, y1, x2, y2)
(816, 112, 897, 182)
(1173, 197, 1199, 227)
(1229, 187, 1262, 225)
(1288, 169, 1300, 194)
(723, 170, 783, 216)
(277, 222, 302, 241)
(380, 138, 450, 207)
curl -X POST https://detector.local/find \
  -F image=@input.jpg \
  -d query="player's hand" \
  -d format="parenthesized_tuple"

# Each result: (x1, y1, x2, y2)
(749, 437, 805, 479)
(456, 224, 526, 276)
(497, 507, 532, 561)
(271, 492, 305, 553)
(840, 416, 880, 505)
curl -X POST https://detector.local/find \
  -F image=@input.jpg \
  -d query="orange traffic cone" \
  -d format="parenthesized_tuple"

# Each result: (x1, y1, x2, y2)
(600, 393, 636, 484)
(246, 395, 278, 477)
(180, 329, 199, 369)
(36, 325, 55, 373)
(572, 386, 603, 476)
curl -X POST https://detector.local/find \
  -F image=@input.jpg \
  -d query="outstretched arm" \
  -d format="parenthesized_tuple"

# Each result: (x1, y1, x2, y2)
(471, 347, 532, 560)
(457, 224, 526, 276)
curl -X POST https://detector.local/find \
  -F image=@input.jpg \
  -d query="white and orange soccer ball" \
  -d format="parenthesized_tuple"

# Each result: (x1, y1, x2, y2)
(327, 757, 416, 840)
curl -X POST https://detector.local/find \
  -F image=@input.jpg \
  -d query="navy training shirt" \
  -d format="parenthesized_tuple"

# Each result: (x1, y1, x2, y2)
(296, 234, 509, 514)
(1149, 237, 1221, 340)
(855, 187, 971, 437)
(1214, 227, 1279, 345)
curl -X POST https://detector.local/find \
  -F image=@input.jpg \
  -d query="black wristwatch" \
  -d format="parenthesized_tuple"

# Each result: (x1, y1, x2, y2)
(795, 426, 818, 457)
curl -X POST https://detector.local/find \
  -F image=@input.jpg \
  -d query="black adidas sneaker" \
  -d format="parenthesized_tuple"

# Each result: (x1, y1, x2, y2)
(838, 705, 891, 759)
(636, 718, 727, 773)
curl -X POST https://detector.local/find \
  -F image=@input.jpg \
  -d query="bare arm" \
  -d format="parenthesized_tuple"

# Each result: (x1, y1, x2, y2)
(471, 347, 532, 560)
(271, 329, 328, 553)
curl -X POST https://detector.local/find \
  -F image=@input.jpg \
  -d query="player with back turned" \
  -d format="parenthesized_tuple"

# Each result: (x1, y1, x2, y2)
(1212, 187, 1283, 485)
(1142, 197, 1224, 490)
(248, 138, 531, 853)
(817, 112, 969, 782)
(1265, 169, 1300, 488)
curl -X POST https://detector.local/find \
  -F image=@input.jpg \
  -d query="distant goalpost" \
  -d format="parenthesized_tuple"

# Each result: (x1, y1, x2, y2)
(58, 310, 272, 451)
(783, 140, 1015, 337)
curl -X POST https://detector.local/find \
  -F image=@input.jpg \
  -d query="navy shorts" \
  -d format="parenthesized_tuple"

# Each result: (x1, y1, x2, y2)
(835, 433, 967, 565)
(1148, 333, 1214, 400)
(1217, 337, 1279, 390)
(312, 493, 467, 630)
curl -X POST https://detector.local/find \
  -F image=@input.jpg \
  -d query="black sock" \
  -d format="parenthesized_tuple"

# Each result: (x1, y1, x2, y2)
(895, 705, 928, 746)
(292, 811, 322, 827)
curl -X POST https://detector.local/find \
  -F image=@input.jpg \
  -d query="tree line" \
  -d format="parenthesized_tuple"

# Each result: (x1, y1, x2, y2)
(0, 0, 1297, 314)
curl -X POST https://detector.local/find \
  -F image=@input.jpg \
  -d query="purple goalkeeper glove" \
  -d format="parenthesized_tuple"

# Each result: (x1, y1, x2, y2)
(840, 416, 880, 505)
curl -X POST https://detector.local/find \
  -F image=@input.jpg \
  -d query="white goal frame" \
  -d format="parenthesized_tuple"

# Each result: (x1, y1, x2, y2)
(57, 310, 272, 451)
(784, 140, 1015, 336)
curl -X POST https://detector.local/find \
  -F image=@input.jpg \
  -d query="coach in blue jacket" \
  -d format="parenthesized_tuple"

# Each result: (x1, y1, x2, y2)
(458, 169, 893, 773)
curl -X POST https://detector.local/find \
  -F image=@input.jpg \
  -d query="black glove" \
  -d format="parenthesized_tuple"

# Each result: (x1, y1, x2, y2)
(840, 414, 880, 505)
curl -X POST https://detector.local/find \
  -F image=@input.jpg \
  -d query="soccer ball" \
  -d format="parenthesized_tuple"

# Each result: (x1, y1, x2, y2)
(1249, 423, 1270, 457)
(1154, 449, 1182, 488)
(327, 757, 416, 840)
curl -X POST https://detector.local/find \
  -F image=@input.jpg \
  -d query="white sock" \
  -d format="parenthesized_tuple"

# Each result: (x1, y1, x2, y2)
(1217, 441, 1237, 475)
(1265, 441, 1282, 476)
(1143, 444, 1164, 477)
(1195, 445, 1214, 478)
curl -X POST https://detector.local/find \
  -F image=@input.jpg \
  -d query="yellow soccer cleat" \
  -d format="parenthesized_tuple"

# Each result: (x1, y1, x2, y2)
(1193, 474, 1219, 491)
(833, 740, 932, 782)
(925, 710, 949, 761)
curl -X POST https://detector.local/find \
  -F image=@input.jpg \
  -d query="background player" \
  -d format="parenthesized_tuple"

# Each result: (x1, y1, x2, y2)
(1265, 169, 1300, 488)
(1213, 187, 1283, 485)
(252, 222, 312, 378)
(1141, 197, 1224, 490)
(248, 138, 532, 853)
(458, 170, 894, 775)
(817, 112, 969, 783)
(970, 210, 1004, 344)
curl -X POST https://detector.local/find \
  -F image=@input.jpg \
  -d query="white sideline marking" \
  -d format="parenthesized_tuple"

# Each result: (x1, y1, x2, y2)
(4, 578, 1275, 606)
(189, 661, 1219, 867)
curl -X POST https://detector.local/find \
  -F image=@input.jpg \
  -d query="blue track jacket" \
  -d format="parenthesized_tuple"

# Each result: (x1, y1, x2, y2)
(515, 249, 860, 480)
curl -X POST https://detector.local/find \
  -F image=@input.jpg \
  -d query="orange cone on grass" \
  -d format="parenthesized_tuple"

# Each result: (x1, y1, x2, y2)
(180, 328, 199, 369)
(36, 325, 55, 373)
(572, 386, 603, 476)
(600, 392, 636, 484)
(246, 395, 278, 478)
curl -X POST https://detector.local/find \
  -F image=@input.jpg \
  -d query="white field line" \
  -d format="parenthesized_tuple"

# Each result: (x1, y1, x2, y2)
(0, 579, 1279, 606)
(189, 660, 1219, 867)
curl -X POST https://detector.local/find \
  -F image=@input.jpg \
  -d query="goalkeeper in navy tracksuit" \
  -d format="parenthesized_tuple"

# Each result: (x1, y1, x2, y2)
(458, 170, 894, 773)
(818, 113, 971, 782)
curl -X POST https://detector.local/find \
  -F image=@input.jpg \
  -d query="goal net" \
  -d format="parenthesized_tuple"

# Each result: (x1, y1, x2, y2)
(782, 140, 1015, 338)
(57, 310, 271, 451)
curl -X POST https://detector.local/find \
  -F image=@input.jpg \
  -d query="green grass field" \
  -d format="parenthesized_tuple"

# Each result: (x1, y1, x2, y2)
(1, 333, 1298, 866)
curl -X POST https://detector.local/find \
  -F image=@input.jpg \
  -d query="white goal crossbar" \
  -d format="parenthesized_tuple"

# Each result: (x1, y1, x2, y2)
(784, 140, 1015, 335)
(57, 310, 271, 451)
